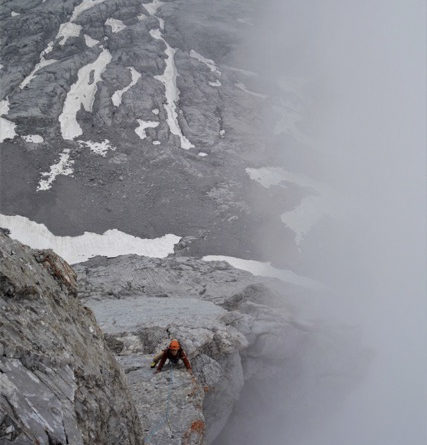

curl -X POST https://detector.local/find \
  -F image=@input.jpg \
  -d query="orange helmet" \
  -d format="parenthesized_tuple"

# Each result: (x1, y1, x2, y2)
(169, 339, 180, 350)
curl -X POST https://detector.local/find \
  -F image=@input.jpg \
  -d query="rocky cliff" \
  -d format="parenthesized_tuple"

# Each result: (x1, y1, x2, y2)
(0, 232, 143, 444)
(75, 254, 307, 444)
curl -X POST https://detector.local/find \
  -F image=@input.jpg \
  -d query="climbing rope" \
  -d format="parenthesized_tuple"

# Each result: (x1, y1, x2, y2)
(145, 366, 174, 444)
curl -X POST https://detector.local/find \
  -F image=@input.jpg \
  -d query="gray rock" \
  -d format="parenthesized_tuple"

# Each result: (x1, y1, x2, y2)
(0, 233, 143, 444)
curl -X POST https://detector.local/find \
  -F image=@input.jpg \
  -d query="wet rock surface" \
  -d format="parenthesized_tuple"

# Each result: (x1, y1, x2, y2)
(0, 233, 143, 444)
(75, 254, 308, 444)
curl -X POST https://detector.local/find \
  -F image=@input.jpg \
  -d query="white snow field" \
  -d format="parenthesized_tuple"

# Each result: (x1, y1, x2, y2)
(0, 214, 181, 264)
(202, 255, 322, 289)
(37, 149, 74, 191)
(135, 119, 159, 140)
(112, 67, 141, 106)
(77, 139, 116, 156)
(246, 167, 337, 245)
(0, 98, 16, 142)
(59, 48, 112, 140)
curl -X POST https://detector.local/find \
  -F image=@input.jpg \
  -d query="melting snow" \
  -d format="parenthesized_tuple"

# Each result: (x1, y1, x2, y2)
(56, 22, 82, 45)
(105, 18, 126, 33)
(19, 42, 56, 89)
(84, 34, 99, 47)
(22, 135, 44, 143)
(77, 139, 116, 156)
(190, 50, 221, 76)
(59, 48, 112, 140)
(202, 255, 322, 289)
(112, 67, 141, 106)
(150, 29, 194, 149)
(246, 167, 337, 245)
(0, 214, 181, 264)
(235, 82, 267, 99)
(135, 119, 159, 140)
(0, 99, 17, 142)
(37, 149, 74, 191)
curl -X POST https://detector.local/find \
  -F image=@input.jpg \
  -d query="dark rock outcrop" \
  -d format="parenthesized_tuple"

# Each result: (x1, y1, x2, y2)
(0, 233, 144, 444)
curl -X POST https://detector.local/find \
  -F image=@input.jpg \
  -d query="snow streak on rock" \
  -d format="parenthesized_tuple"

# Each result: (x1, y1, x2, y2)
(0, 99, 17, 142)
(135, 119, 159, 140)
(37, 149, 74, 191)
(190, 50, 221, 76)
(143, 0, 163, 15)
(19, 42, 56, 89)
(59, 48, 112, 140)
(105, 18, 126, 33)
(112, 67, 141, 106)
(235, 82, 267, 99)
(0, 214, 181, 264)
(150, 29, 194, 149)
(77, 139, 116, 156)
(70, 0, 108, 22)
(202, 255, 322, 289)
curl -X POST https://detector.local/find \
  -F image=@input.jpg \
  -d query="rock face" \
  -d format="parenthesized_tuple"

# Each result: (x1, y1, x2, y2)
(75, 254, 307, 444)
(0, 232, 143, 444)
(0, 0, 302, 265)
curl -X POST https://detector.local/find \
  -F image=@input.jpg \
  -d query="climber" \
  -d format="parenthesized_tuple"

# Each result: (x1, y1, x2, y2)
(150, 339, 192, 374)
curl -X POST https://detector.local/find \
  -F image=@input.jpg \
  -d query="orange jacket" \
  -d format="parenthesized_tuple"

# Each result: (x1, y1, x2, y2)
(157, 348, 191, 371)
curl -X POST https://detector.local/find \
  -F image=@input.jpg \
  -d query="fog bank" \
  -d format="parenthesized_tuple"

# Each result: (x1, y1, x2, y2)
(216, 1, 426, 444)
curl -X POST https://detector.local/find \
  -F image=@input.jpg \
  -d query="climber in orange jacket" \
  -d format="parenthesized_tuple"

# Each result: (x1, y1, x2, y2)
(151, 339, 192, 373)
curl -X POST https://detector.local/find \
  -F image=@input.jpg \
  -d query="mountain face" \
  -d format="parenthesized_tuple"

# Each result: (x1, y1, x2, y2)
(0, 231, 143, 444)
(75, 253, 305, 444)
(0, 0, 307, 266)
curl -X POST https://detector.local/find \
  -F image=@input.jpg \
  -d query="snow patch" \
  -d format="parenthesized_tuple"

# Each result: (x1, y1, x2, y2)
(84, 34, 99, 47)
(202, 255, 322, 289)
(152, 140, 161, 145)
(105, 18, 126, 33)
(37, 149, 74, 191)
(219, 129, 225, 137)
(0, 99, 17, 142)
(235, 82, 267, 99)
(0, 214, 181, 264)
(77, 139, 116, 156)
(59, 48, 112, 140)
(135, 119, 159, 140)
(137, 14, 146, 21)
(152, 108, 159, 115)
(56, 22, 82, 45)
(11, 11, 20, 17)
(198, 152, 208, 157)
(190, 50, 221, 76)
(22, 135, 44, 143)
(150, 29, 194, 149)
(209, 80, 221, 87)
(112, 67, 141, 106)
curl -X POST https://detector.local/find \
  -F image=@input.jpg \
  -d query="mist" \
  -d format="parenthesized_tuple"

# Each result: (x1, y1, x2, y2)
(216, 1, 426, 444)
